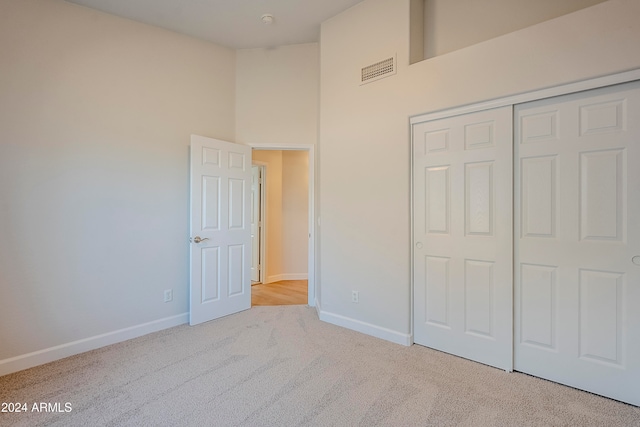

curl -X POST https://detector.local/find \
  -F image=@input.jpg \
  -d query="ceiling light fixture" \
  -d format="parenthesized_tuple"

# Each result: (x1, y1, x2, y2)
(261, 14, 274, 25)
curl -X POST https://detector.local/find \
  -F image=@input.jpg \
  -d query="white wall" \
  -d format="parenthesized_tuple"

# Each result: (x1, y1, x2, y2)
(282, 151, 309, 277)
(236, 44, 319, 146)
(423, 0, 606, 58)
(0, 0, 235, 366)
(252, 150, 308, 282)
(318, 0, 640, 341)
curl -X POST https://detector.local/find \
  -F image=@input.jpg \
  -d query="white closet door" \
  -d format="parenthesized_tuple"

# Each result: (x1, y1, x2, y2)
(413, 106, 513, 371)
(515, 81, 640, 406)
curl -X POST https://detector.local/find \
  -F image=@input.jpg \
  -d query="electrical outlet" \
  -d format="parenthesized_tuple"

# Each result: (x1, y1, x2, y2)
(164, 289, 173, 303)
(351, 290, 359, 303)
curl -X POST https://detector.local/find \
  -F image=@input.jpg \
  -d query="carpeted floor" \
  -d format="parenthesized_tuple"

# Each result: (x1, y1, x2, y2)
(1, 305, 638, 426)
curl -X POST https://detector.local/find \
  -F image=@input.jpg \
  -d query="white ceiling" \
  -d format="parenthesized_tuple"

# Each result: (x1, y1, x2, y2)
(65, 0, 365, 49)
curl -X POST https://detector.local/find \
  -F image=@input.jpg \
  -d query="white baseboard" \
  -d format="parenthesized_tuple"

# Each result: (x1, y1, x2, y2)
(317, 307, 412, 347)
(0, 312, 188, 377)
(265, 273, 308, 283)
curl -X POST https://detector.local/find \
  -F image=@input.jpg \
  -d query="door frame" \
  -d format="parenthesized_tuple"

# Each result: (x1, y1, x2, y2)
(410, 68, 640, 343)
(248, 143, 316, 307)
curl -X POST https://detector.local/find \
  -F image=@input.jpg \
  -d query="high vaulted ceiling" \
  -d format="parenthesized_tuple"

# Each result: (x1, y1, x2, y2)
(65, 0, 365, 49)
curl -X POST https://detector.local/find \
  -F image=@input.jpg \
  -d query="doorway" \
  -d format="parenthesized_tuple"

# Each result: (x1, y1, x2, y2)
(250, 145, 315, 307)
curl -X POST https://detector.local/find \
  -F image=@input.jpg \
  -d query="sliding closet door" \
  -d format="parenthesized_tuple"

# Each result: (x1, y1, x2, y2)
(413, 107, 513, 371)
(514, 80, 640, 406)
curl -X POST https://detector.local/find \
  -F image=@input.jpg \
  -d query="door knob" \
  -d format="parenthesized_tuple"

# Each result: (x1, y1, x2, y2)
(633, 256, 640, 266)
(190, 236, 209, 243)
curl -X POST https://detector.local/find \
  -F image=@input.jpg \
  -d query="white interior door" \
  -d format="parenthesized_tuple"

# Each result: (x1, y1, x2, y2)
(514, 81, 640, 405)
(250, 165, 262, 283)
(190, 135, 252, 325)
(413, 106, 513, 371)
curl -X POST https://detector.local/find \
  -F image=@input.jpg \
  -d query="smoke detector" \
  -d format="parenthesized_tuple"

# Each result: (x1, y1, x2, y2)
(261, 14, 274, 25)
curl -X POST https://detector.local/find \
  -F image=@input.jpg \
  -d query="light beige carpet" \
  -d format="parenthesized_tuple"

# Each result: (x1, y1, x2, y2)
(1, 305, 638, 426)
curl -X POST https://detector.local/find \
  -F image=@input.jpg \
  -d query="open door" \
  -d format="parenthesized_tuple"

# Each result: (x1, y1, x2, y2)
(250, 164, 263, 283)
(190, 135, 252, 325)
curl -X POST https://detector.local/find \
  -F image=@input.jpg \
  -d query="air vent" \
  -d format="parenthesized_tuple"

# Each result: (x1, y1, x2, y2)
(360, 55, 396, 85)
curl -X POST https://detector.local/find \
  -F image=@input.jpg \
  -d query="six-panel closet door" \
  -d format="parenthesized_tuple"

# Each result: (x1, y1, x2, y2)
(514, 81, 640, 406)
(413, 106, 514, 371)
(413, 79, 640, 406)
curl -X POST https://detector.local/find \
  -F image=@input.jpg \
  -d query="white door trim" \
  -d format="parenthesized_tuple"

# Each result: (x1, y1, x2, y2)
(410, 68, 640, 343)
(248, 143, 316, 307)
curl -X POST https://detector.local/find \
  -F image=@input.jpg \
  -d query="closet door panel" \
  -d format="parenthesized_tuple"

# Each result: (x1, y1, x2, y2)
(413, 106, 513, 371)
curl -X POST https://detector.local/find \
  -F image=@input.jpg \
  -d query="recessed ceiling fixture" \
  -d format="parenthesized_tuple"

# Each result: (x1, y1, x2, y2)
(261, 14, 274, 25)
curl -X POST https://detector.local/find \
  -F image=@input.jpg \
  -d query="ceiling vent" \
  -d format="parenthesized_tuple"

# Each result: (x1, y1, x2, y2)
(360, 54, 396, 85)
